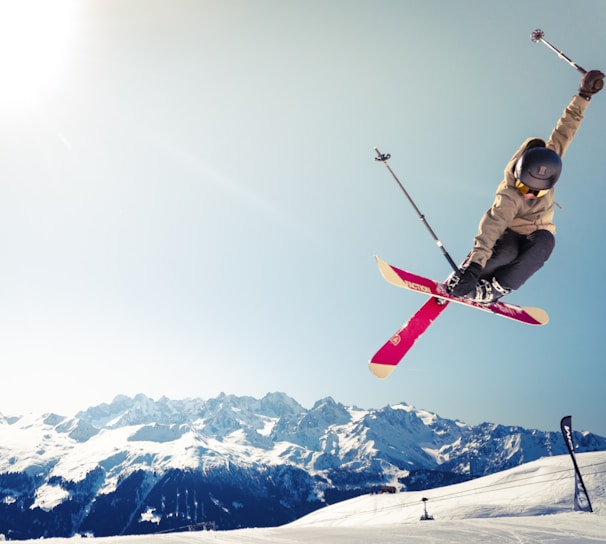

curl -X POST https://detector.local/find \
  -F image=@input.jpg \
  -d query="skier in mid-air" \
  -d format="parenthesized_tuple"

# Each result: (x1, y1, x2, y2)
(448, 68, 605, 304)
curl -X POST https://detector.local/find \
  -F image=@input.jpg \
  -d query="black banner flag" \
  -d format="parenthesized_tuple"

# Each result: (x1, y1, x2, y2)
(560, 415, 593, 512)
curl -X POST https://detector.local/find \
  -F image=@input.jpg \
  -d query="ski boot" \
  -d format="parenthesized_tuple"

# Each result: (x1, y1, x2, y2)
(472, 277, 511, 305)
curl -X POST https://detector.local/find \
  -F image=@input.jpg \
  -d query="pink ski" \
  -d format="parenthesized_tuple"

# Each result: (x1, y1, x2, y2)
(375, 257, 548, 325)
(370, 297, 449, 379)
(369, 257, 548, 379)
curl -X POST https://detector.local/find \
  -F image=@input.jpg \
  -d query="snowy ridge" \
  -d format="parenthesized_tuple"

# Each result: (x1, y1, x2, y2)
(12, 451, 606, 544)
(0, 393, 605, 539)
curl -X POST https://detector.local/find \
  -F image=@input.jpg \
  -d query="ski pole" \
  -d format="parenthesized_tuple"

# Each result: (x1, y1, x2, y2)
(530, 29, 587, 74)
(374, 147, 459, 274)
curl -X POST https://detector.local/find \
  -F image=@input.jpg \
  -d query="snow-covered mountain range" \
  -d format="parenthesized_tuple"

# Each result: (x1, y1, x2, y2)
(0, 392, 604, 539)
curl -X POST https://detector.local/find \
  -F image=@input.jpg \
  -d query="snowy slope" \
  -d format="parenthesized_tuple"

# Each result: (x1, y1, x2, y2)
(291, 451, 606, 526)
(11, 451, 606, 544)
(1, 393, 605, 538)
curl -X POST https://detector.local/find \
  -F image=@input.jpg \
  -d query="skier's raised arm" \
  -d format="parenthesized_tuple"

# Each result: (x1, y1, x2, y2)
(448, 69, 604, 305)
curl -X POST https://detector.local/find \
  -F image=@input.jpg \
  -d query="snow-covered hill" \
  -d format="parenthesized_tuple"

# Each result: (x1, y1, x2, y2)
(291, 451, 606, 526)
(11, 451, 606, 543)
(0, 393, 604, 539)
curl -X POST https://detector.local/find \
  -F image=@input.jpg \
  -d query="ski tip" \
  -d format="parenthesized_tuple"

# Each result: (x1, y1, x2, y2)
(521, 306, 550, 325)
(369, 362, 396, 380)
(374, 256, 400, 285)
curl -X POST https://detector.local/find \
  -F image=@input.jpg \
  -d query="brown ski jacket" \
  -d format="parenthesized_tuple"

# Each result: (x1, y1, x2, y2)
(468, 94, 590, 268)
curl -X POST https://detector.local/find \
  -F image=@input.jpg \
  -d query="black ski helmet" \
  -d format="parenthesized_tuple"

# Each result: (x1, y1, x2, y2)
(514, 147, 562, 191)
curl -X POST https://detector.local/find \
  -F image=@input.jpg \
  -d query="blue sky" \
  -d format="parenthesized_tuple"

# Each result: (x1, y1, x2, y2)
(1, 0, 605, 436)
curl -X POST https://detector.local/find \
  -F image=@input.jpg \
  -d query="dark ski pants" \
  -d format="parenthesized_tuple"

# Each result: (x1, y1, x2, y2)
(480, 228, 555, 291)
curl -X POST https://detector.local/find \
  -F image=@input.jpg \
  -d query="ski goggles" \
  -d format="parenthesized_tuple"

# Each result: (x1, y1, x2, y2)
(515, 179, 548, 199)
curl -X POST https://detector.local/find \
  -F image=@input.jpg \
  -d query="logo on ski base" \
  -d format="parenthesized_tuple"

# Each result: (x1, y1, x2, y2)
(390, 334, 401, 346)
(401, 279, 431, 295)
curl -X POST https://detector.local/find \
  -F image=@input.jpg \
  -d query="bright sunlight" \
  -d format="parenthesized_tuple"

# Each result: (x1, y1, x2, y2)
(0, 0, 75, 112)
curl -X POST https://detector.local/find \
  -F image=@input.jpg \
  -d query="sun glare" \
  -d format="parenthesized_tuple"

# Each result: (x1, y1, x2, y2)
(0, 0, 74, 112)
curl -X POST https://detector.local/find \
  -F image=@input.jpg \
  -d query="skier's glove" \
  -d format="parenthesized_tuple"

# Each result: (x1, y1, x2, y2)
(579, 70, 605, 100)
(449, 262, 482, 298)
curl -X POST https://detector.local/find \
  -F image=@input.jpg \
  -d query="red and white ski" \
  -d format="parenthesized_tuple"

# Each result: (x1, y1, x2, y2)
(369, 257, 549, 379)
(370, 296, 449, 379)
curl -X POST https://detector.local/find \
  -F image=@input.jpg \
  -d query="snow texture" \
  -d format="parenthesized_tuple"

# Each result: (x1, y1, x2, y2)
(11, 451, 606, 543)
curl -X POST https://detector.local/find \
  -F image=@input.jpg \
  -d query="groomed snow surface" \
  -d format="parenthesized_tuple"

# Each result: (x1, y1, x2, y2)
(15, 451, 606, 544)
